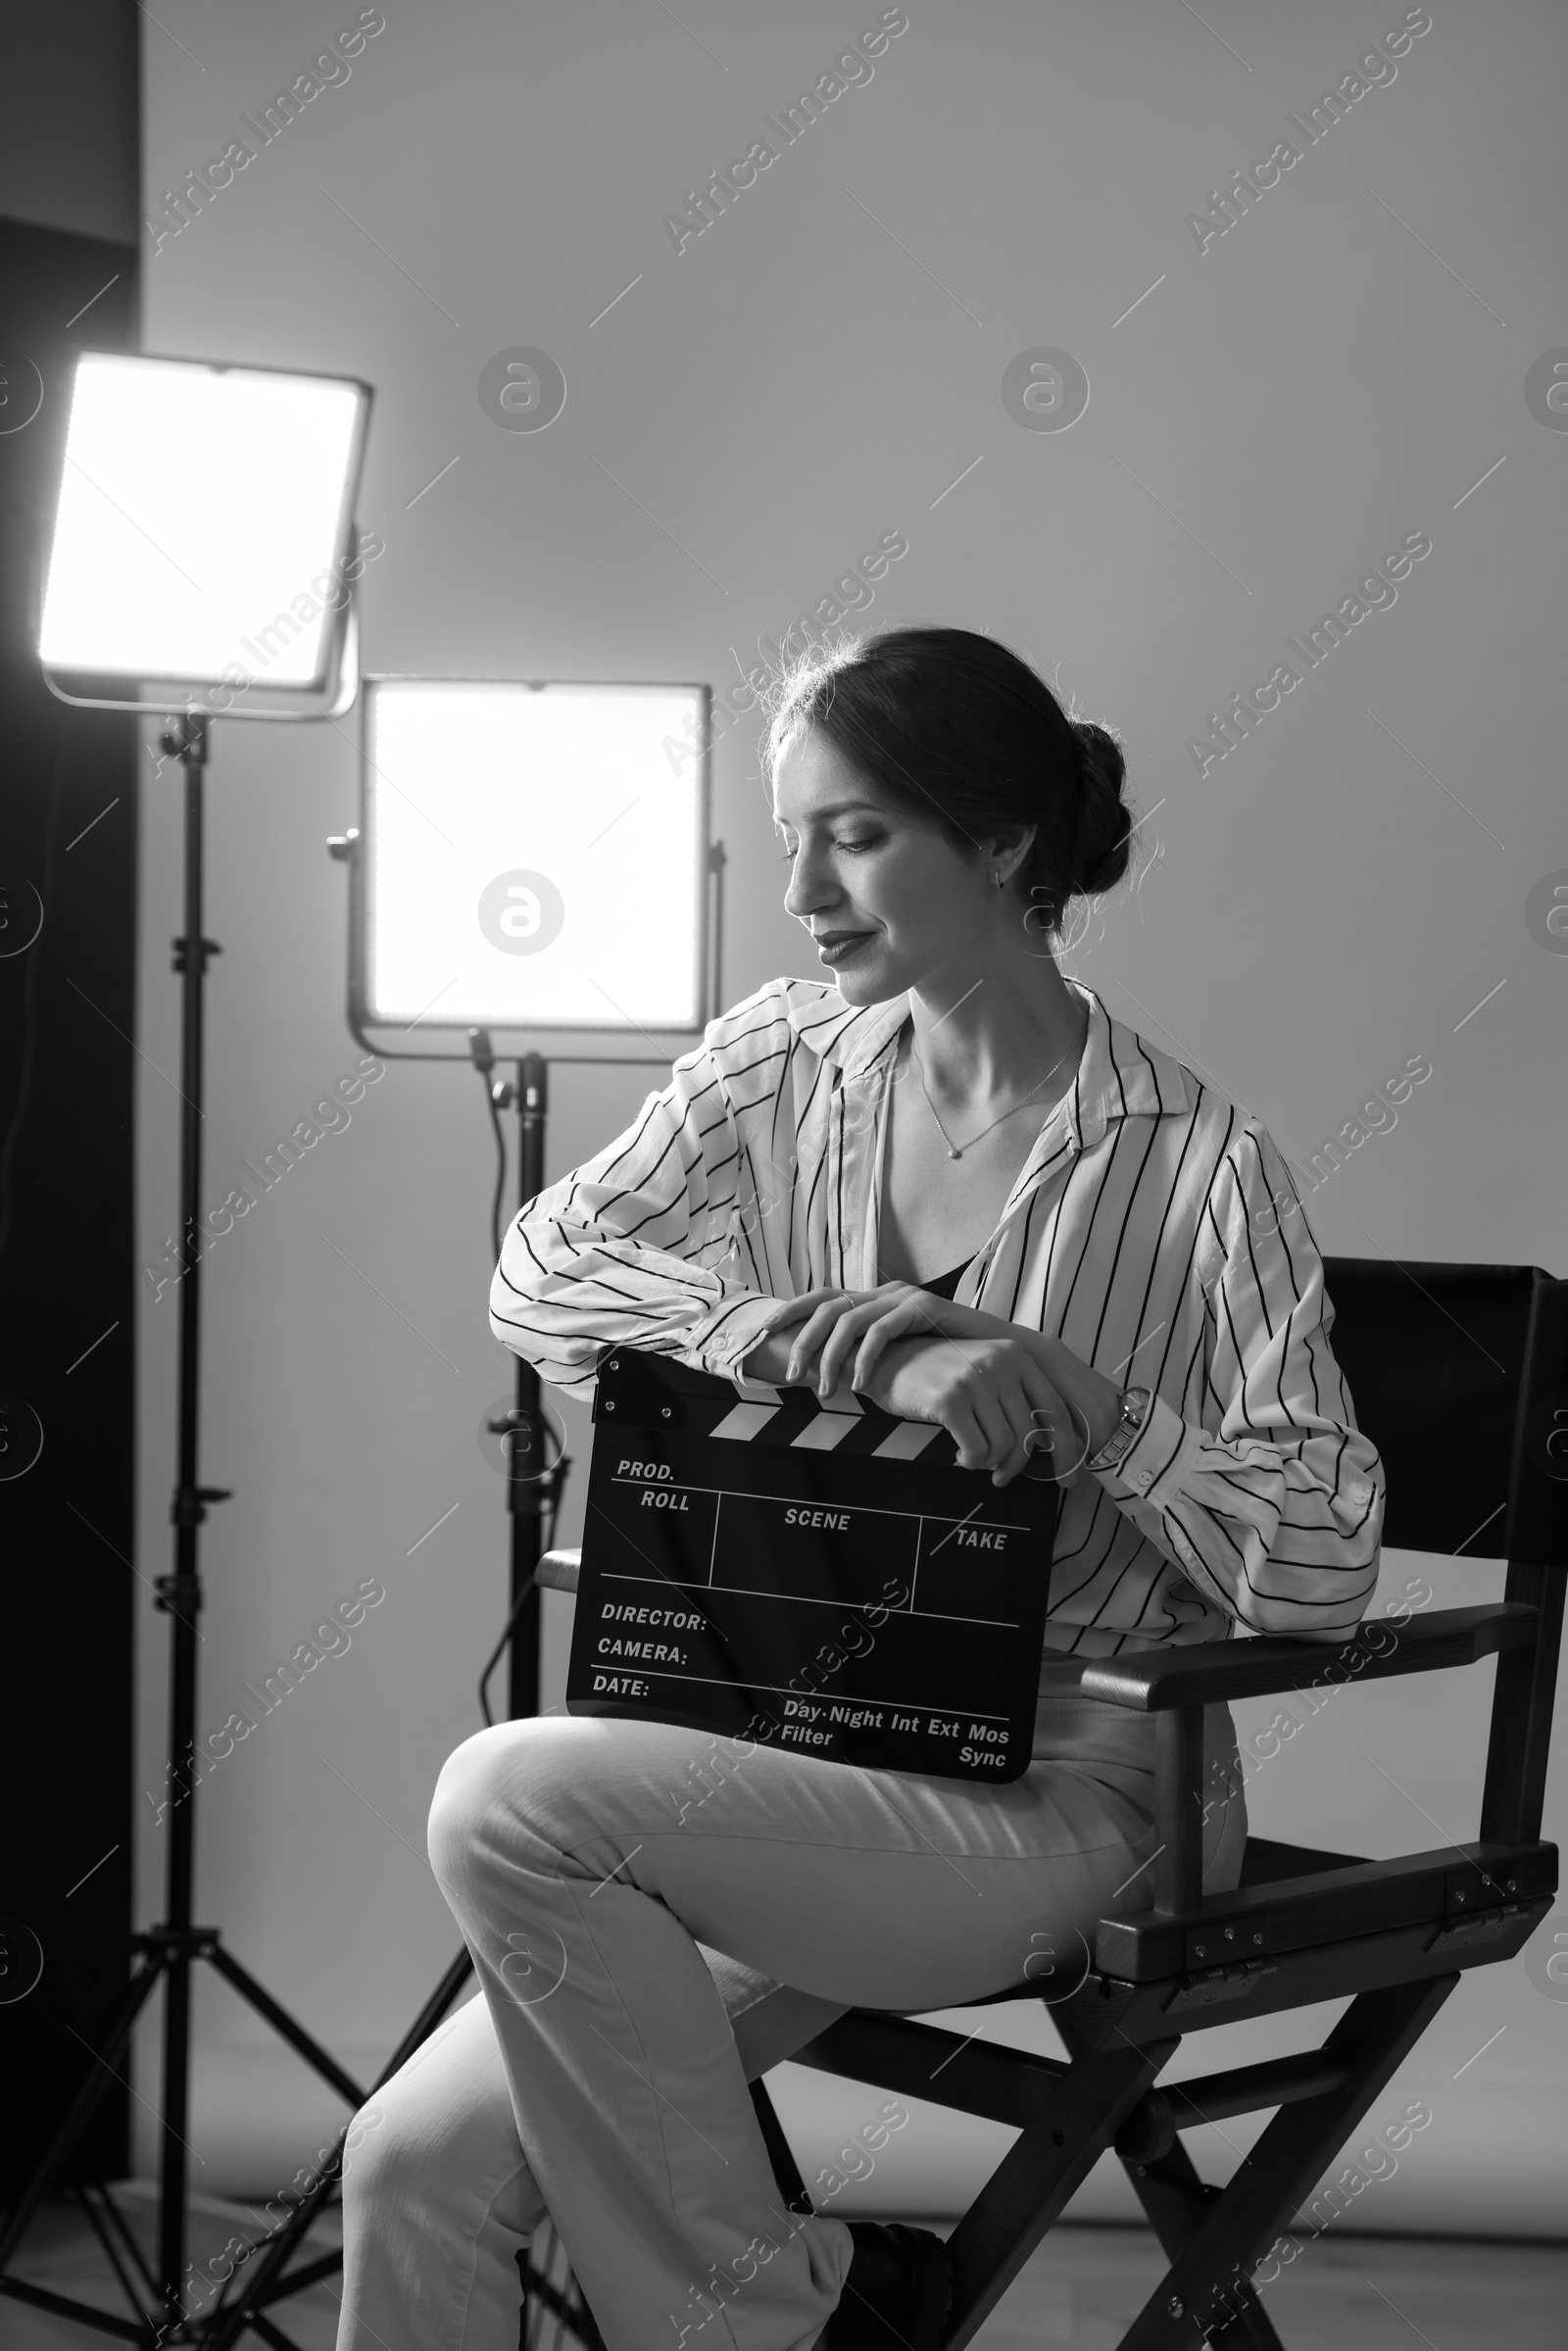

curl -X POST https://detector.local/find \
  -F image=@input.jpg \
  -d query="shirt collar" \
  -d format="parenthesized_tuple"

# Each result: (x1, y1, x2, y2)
(1063, 982, 1191, 1149)
(806, 977, 1190, 1145)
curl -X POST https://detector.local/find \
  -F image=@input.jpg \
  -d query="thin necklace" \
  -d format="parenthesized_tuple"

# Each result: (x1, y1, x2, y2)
(907, 1028, 1080, 1159)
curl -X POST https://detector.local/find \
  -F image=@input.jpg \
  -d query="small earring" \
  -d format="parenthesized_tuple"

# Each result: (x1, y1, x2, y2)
(994, 871, 1004, 891)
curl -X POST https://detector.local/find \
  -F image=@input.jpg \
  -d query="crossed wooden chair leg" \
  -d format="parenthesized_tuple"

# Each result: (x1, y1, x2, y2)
(777, 1969, 1459, 2351)
(1116, 1977, 1455, 2348)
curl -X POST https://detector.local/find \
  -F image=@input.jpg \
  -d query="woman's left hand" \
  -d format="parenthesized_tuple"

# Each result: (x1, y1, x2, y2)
(781, 1281, 1004, 1398)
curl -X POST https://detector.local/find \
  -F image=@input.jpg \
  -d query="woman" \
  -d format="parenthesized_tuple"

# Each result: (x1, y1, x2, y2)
(337, 627, 1384, 2351)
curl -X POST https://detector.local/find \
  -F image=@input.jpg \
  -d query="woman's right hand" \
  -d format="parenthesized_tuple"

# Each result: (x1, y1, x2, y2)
(741, 1289, 858, 1387)
(861, 1333, 1085, 1489)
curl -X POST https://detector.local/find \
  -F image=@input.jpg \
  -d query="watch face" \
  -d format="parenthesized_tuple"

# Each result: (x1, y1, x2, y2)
(1106, 1391, 1150, 1456)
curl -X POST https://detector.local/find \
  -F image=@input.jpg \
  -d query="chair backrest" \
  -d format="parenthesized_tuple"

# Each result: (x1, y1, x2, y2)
(1322, 1255, 1568, 1845)
(1322, 1257, 1553, 1559)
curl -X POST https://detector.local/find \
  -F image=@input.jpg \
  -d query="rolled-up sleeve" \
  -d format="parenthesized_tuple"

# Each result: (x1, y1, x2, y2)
(489, 1039, 788, 1400)
(1092, 1123, 1384, 1640)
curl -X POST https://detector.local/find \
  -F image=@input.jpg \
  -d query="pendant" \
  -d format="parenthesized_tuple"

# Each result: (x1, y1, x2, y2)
(949, 1147, 960, 1158)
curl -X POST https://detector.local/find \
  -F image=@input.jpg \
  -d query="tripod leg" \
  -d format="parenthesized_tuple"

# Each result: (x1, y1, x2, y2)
(200, 1949, 478, 2351)
(205, 1943, 368, 2108)
(72, 2149, 163, 2307)
(748, 2077, 812, 2217)
(67, 2169, 155, 2327)
(200, 2134, 350, 2351)
(372, 1946, 475, 2087)
(0, 1950, 164, 2276)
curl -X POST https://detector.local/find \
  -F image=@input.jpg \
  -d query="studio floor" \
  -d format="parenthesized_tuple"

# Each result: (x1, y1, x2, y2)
(5, 2186, 1567, 2351)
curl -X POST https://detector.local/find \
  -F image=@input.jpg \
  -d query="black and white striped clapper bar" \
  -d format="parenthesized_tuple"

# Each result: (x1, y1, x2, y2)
(564, 1349, 1063, 1783)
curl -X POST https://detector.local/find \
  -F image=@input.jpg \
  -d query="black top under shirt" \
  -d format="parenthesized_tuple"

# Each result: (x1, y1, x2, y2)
(920, 1258, 972, 1301)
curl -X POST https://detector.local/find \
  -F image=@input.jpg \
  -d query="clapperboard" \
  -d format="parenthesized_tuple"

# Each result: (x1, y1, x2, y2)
(564, 1348, 1061, 1784)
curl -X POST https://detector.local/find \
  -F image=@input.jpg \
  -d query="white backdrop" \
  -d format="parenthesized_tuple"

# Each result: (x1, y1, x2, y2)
(133, 0, 1567, 2232)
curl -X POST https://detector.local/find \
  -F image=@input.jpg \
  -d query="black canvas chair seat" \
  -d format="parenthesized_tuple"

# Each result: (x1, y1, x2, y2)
(536, 1255, 1565, 2349)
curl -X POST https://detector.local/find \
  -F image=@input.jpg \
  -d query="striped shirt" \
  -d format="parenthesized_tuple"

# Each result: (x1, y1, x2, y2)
(491, 975, 1384, 1665)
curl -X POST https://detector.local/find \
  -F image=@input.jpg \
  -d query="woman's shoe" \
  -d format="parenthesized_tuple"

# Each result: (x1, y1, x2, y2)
(825, 2221, 953, 2348)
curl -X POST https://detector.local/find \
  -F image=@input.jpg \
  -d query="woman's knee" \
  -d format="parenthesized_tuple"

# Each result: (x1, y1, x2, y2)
(338, 2085, 490, 2234)
(340, 2007, 518, 2226)
(426, 1715, 583, 1891)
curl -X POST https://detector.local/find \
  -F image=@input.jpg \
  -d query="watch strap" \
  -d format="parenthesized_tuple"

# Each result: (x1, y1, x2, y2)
(1088, 1385, 1152, 1474)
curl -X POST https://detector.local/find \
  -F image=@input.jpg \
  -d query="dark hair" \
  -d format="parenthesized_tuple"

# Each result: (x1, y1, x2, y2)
(761, 625, 1134, 937)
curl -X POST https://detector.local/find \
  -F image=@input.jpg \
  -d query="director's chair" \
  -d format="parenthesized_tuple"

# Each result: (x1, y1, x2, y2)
(537, 1254, 1565, 2348)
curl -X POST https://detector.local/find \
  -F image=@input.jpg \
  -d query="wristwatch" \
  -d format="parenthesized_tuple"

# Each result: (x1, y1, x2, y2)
(1087, 1385, 1153, 1474)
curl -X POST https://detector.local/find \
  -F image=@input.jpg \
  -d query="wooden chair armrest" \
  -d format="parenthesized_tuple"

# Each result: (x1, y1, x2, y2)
(536, 1546, 582, 1594)
(1057, 1605, 1540, 1914)
(1069, 1603, 1537, 1713)
(1092, 1837, 1559, 1984)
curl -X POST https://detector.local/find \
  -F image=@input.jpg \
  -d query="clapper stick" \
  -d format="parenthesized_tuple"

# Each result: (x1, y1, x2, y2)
(565, 1351, 1062, 1783)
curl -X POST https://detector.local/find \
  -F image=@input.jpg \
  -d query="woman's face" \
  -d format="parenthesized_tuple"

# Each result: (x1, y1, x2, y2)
(771, 723, 994, 1005)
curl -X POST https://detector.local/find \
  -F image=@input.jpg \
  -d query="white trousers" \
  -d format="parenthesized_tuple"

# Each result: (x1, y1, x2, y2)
(335, 1694, 1247, 2351)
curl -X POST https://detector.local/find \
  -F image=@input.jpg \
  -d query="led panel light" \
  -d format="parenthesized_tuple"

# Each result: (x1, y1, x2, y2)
(362, 678, 709, 1034)
(39, 353, 369, 690)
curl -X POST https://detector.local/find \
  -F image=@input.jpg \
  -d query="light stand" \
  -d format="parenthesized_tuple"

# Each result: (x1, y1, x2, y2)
(505, 1053, 553, 1720)
(466, 1044, 564, 1721)
(0, 716, 386, 2348)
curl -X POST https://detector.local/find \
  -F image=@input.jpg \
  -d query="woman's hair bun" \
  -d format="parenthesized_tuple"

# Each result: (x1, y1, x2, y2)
(1066, 717, 1132, 898)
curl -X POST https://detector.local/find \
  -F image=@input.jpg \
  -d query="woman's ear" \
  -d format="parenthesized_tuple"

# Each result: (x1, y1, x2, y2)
(985, 822, 1037, 887)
